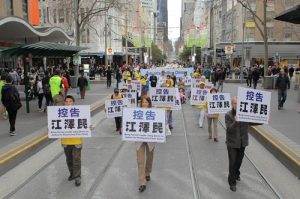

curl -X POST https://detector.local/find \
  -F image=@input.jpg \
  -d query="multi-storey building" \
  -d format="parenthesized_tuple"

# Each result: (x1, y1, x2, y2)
(188, 0, 300, 66)
(38, 0, 146, 65)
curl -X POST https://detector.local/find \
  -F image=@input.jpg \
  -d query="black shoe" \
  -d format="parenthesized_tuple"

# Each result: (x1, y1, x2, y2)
(278, 106, 281, 110)
(214, 138, 218, 142)
(146, 176, 151, 181)
(236, 176, 240, 181)
(68, 175, 75, 181)
(169, 126, 173, 130)
(230, 186, 236, 192)
(139, 185, 146, 192)
(75, 177, 81, 186)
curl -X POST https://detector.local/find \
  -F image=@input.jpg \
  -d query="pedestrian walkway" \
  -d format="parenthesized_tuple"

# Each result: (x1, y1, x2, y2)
(2, 103, 298, 199)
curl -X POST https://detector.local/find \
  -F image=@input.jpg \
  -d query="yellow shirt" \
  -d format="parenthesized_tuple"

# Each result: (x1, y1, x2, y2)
(135, 72, 141, 80)
(141, 78, 147, 86)
(61, 138, 83, 145)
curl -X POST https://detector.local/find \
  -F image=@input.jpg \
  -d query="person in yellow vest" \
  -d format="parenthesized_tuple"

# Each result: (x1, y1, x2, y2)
(193, 69, 201, 78)
(122, 68, 131, 83)
(195, 82, 206, 128)
(111, 88, 124, 134)
(206, 88, 219, 142)
(135, 70, 142, 80)
(0, 75, 8, 119)
(61, 95, 83, 186)
(166, 75, 174, 87)
(49, 69, 64, 106)
(141, 75, 149, 93)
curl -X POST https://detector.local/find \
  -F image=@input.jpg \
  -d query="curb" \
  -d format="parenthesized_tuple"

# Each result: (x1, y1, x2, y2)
(249, 125, 300, 179)
(0, 99, 106, 166)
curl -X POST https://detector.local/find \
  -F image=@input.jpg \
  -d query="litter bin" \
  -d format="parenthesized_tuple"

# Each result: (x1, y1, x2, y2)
(263, 76, 274, 89)
(70, 76, 78, 88)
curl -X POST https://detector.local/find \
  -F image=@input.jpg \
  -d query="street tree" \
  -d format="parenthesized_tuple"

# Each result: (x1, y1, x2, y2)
(237, 0, 268, 76)
(73, 0, 120, 46)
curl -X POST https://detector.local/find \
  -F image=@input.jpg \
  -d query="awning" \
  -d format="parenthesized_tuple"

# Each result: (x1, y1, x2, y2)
(0, 41, 86, 57)
(274, 4, 300, 24)
(0, 16, 73, 43)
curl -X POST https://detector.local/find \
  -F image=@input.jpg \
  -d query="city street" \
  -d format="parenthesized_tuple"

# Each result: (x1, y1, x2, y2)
(2, 103, 299, 199)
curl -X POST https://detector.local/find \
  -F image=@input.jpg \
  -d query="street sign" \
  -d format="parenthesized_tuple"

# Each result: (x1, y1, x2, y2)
(107, 47, 114, 55)
(225, 46, 233, 54)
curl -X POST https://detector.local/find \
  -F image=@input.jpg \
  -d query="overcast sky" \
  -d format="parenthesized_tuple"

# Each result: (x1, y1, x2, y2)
(168, 0, 181, 41)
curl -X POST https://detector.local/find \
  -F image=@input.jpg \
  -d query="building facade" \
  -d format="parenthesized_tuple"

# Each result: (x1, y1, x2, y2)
(182, 0, 300, 66)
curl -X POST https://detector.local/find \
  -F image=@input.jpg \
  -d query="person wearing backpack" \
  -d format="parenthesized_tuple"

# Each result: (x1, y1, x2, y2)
(1, 75, 22, 136)
(43, 71, 53, 112)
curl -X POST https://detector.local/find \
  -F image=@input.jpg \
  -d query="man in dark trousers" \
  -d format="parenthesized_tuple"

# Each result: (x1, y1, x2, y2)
(252, 66, 260, 89)
(225, 97, 260, 192)
(77, 73, 88, 99)
(1, 75, 21, 136)
(149, 73, 157, 87)
(106, 67, 112, 88)
(275, 69, 290, 110)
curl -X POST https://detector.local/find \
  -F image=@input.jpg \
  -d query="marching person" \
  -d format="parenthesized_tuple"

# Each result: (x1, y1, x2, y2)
(149, 73, 158, 88)
(206, 88, 219, 142)
(136, 96, 155, 192)
(111, 88, 124, 134)
(195, 82, 206, 128)
(275, 69, 290, 110)
(225, 96, 260, 192)
(61, 95, 91, 187)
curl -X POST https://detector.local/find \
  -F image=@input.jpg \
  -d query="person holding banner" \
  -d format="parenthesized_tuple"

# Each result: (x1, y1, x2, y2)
(225, 96, 260, 192)
(61, 95, 83, 187)
(195, 82, 207, 128)
(164, 79, 174, 130)
(136, 96, 155, 192)
(206, 88, 219, 142)
(111, 88, 124, 134)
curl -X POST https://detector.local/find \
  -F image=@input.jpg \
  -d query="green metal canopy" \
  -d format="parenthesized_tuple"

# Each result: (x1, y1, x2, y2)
(274, 4, 300, 24)
(0, 41, 87, 57)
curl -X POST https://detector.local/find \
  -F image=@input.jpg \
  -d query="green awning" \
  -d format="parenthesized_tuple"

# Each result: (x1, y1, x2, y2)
(0, 41, 87, 57)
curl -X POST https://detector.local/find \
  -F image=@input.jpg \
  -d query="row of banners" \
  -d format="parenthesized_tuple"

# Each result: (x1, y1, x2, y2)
(48, 87, 271, 143)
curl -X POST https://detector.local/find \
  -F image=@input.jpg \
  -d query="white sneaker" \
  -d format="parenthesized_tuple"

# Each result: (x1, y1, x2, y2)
(166, 125, 172, 136)
(10, 131, 16, 136)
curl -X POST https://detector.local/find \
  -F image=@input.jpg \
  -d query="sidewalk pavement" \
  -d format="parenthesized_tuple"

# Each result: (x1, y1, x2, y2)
(222, 82, 300, 145)
(0, 83, 114, 149)
(2, 102, 299, 199)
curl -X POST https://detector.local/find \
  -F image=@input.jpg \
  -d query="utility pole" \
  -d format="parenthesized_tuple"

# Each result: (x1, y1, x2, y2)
(125, 0, 128, 65)
(104, 9, 108, 69)
(230, 0, 234, 69)
(241, 5, 245, 83)
(74, 0, 79, 76)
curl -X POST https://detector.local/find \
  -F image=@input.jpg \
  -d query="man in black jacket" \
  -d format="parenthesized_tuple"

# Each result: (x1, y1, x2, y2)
(1, 75, 21, 136)
(275, 69, 290, 110)
(149, 73, 157, 87)
(225, 97, 260, 192)
(252, 66, 260, 89)
(106, 67, 112, 88)
(77, 73, 88, 99)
